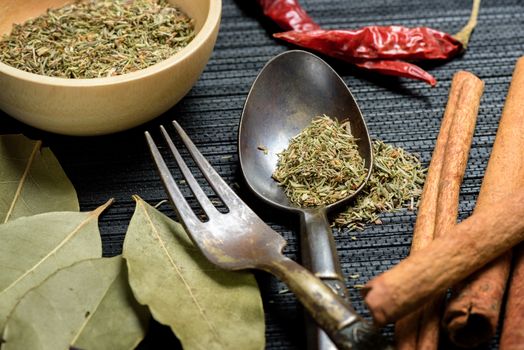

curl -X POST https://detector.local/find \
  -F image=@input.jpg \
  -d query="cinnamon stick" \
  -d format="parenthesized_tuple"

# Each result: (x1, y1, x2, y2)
(361, 190, 524, 326)
(442, 56, 524, 348)
(415, 73, 483, 350)
(499, 243, 524, 350)
(394, 72, 472, 350)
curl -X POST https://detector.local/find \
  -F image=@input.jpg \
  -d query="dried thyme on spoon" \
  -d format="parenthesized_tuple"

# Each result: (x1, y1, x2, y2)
(273, 115, 426, 230)
(272, 115, 367, 207)
(0, 0, 195, 78)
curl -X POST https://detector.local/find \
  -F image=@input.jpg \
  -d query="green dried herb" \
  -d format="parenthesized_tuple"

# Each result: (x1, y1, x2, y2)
(272, 115, 367, 207)
(273, 116, 426, 230)
(123, 196, 265, 350)
(0, 0, 195, 78)
(0, 202, 110, 332)
(3, 256, 149, 350)
(0, 134, 79, 223)
(334, 140, 426, 229)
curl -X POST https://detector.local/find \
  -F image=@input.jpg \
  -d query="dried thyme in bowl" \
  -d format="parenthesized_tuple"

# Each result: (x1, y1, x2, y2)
(272, 115, 368, 207)
(0, 0, 195, 78)
(272, 115, 426, 230)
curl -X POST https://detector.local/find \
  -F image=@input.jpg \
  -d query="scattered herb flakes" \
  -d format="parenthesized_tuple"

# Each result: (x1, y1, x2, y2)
(0, 0, 195, 78)
(334, 140, 425, 229)
(154, 199, 169, 209)
(271, 116, 426, 230)
(257, 145, 269, 155)
(272, 115, 367, 207)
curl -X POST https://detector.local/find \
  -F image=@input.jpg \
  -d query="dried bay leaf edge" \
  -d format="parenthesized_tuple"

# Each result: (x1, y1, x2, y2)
(2, 256, 150, 350)
(0, 200, 111, 332)
(0, 134, 79, 223)
(123, 196, 265, 350)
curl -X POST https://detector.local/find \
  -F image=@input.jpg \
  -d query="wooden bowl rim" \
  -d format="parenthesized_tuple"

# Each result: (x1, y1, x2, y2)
(0, 0, 222, 87)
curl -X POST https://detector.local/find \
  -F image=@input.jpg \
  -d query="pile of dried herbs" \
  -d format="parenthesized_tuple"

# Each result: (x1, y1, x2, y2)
(0, 0, 195, 78)
(273, 116, 426, 230)
(334, 140, 425, 230)
(272, 116, 367, 207)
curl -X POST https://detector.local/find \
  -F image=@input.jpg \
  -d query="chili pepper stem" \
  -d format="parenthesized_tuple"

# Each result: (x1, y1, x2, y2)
(453, 0, 481, 49)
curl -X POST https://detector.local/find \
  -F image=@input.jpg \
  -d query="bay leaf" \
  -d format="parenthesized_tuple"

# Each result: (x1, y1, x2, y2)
(2, 256, 149, 350)
(123, 196, 265, 350)
(0, 134, 79, 223)
(0, 201, 110, 331)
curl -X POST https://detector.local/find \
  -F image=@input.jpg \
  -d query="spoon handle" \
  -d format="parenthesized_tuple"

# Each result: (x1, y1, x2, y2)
(300, 209, 348, 295)
(300, 209, 351, 350)
(265, 255, 391, 350)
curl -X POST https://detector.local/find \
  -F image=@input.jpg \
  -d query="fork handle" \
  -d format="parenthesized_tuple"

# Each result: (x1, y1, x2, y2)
(265, 256, 392, 350)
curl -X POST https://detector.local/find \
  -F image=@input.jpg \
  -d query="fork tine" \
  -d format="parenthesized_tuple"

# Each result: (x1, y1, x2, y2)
(172, 120, 240, 205)
(145, 131, 200, 224)
(160, 125, 219, 217)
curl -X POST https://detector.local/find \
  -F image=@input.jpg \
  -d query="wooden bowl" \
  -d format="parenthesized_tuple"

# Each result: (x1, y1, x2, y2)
(0, 0, 221, 135)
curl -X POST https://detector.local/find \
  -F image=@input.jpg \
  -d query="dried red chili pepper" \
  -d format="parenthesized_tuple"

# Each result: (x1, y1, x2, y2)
(273, 27, 462, 61)
(257, 0, 320, 31)
(354, 60, 437, 86)
(257, 0, 480, 86)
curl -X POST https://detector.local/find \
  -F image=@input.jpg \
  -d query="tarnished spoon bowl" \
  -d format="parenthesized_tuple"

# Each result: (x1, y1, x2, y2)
(238, 50, 373, 350)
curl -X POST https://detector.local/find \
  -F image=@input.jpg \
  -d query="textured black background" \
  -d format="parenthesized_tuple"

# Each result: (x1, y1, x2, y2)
(2, 0, 523, 349)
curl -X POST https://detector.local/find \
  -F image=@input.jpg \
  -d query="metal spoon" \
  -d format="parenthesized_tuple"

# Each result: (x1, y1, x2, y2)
(238, 50, 374, 349)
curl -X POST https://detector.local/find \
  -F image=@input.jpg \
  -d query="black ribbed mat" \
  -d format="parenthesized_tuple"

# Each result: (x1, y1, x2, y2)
(2, 0, 523, 349)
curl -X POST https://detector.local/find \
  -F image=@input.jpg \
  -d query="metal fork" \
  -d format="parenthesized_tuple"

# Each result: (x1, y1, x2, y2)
(145, 121, 391, 350)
